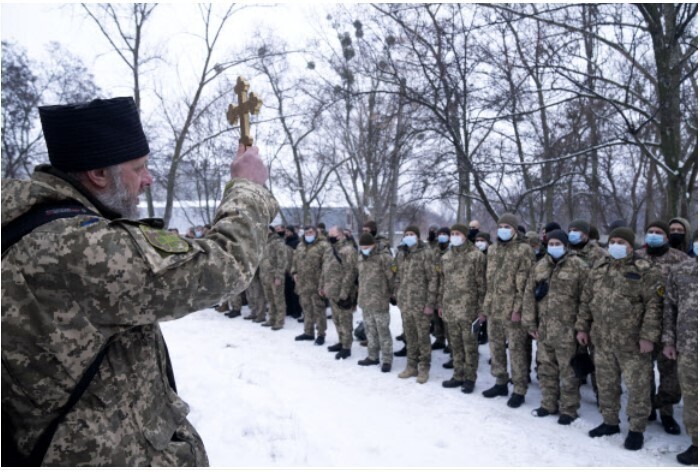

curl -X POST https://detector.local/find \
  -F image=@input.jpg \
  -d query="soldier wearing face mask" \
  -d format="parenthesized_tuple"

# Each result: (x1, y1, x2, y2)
(482, 213, 534, 408)
(474, 232, 491, 254)
(668, 217, 694, 256)
(523, 230, 588, 425)
(635, 220, 688, 434)
(467, 220, 481, 243)
(576, 227, 663, 451)
(431, 227, 452, 353)
(427, 224, 440, 250)
(393, 226, 439, 384)
(567, 219, 607, 268)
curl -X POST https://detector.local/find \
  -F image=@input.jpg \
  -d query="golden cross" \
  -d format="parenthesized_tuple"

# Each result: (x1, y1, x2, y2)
(227, 76, 263, 147)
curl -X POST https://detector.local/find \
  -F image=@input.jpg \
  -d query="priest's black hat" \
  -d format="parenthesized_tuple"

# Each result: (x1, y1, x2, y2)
(39, 97, 150, 172)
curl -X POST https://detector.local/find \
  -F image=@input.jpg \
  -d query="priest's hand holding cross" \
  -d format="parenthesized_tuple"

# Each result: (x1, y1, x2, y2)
(228, 76, 267, 186)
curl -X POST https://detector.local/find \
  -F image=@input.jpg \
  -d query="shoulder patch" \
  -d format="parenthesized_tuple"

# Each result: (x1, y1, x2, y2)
(435, 263, 442, 273)
(656, 284, 665, 298)
(139, 225, 190, 254)
(391, 262, 398, 273)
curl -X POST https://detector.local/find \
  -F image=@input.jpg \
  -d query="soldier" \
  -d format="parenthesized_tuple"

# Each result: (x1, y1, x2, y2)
(576, 227, 663, 451)
(356, 233, 395, 372)
(362, 220, 392, 255)
(260, 226, 289, 330)
(467, 220, 481, 242)
(291, 226, 330, 344)
(1, 97, 276, 466)
(427, 224, 440, 249)
(320, 226, 358, 359)
(394, 226, 439, 384)
(437, 224, 486, 393)
(482, 213, 534, 408)
(474, 232, 491, 254)
(668, 217, 693, 255)
(635, 220, 687, 434)
(567, 219, 607, 267)
(525, 230, 545, 261)
(431, 226, 451, 352)
(522, 230, 588, 425)
(241, 268, 267, 323)
(662, 230, 698, 465)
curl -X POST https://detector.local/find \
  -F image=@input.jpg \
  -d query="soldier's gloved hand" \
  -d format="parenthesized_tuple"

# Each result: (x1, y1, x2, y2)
(422, 305, 433, 316)
(511, 311, 521, 323)
(231, 144, 268, 186)
(576, 331, 589, 346)
(639, 339, 654, 354)
(662, 345, 677, 360)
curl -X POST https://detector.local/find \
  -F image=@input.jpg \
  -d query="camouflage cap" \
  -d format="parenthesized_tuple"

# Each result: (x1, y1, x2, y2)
(497, 213, 519, 230)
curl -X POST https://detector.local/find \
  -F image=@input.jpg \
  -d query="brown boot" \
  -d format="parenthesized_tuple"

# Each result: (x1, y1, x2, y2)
(398, 365, 418, 379)
(416, 366, 429, 384)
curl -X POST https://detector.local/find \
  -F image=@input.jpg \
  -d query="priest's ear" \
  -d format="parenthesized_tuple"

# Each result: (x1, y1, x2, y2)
(83, 167, 114, 190)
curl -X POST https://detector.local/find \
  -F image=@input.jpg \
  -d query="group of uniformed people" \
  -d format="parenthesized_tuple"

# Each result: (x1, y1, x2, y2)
(224, 210, 698, 465)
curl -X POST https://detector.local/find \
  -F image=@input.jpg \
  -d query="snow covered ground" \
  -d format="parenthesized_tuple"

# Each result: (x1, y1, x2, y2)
(160, 305, 688, 468)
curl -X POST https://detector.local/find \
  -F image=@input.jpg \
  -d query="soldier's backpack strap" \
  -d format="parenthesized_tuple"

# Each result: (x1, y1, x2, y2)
(1, 201, 99, 255)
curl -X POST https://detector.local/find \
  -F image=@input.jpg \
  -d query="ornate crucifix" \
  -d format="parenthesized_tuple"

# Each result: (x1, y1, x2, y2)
(227, 76, 263, 147)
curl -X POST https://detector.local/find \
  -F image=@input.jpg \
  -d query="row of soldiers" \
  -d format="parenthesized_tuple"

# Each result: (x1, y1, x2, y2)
(217, 213, 697, 465)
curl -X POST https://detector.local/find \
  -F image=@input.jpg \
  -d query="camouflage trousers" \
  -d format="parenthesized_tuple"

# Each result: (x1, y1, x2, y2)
(678, 351, 698, 446)
(536, 339, 580, 416)
(299, 292, 327, 337)
(487, 319, 530, 395)
(330, 300, 354, 349)
(362, 310, 393, 364)
(261, 276, 286, 328)
(444, 315, 478, 382)
(649, 343, 681, 416)
(431, 310, 447, 343)
(230, 273, 266, 320)
(595, 348, 651, 432)
(401, 304, 432, 370)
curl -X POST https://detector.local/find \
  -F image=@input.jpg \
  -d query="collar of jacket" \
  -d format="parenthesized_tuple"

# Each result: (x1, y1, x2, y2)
(34, 164, 122, 220)
(645, 243, 670, 257)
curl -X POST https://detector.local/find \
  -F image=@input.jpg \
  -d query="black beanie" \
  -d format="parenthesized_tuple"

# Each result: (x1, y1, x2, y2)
(547, 229, 568, 246)
(405, 225, 421, 238)
(645, 220, 670, 236)
(438, 226, 451, 236)
(39, 97, 150, 172)
(359, 233, 375, 246)
(610, 227, 636, 248)
(544, 221, 561, 233)
(568, 219, 591, 236)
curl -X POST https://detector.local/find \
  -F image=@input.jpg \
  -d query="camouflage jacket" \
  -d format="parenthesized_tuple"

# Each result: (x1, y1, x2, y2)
(1, 166, 278, 466)
(260, 233, 288, 283)
(634, 246, 688, 283)
(576, 254, 663, 353)
(374, 234, 393, 255)
(662, 257, 698, 356)
(569, 240, 606, 268)
(522, 253, 588, 345)
(438, 242, 486, 323)
(358, 249, 395, 313)
(320, 238, 358, 302)
(393, 241, 438, 310)
(432, 242, 449, 303)
(483, 238, 534, 321)
(291, 237, 330, 295)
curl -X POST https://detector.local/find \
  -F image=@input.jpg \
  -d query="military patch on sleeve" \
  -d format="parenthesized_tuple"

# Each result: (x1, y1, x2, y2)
(139, 225, 190, 254)
(391, 263, 398, 273)
(656, 284, 665, 298)
(435, 264, 442, 273)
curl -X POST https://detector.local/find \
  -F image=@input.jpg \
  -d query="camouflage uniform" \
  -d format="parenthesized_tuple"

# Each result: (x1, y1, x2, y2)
(357, 248, 395, 364)
(292, 237, 330, 338)
(1, 168, 277, 466)
(260, 232, 288, 328)
(576, 254, 663, 433)
(569, 240, 607, 268)
(394, 241, 439, 373)
(432, 242, 450, 346)
(522, 253, 588, 417)
(662, 258, 698, 446)
(320, 238, 358, 349)
(483, 237, 534, 395)
(636, 246, 687, 417)
(438, 242, 486, 383)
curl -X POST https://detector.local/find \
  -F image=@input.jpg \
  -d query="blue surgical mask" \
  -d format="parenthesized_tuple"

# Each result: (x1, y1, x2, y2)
(694, 242, 698, 257)
(547, 245, 565, 259)
(475, 241, 487, 252)
(608, 243, 628, 260)
(645, 233, 665, 248)
(305, 235, 316, 244)
(497, 228, 513, 241)
(449, 235, 464, 247)
(195, 231, 203, 238)
(437, 234, 449, 244)
(568, 231, 582, 245)
(361, 248, 372, 256)
(402, 235, 417, 247)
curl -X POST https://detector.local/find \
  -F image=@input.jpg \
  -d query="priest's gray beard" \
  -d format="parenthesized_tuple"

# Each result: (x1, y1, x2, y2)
(97, 166, 140, 219)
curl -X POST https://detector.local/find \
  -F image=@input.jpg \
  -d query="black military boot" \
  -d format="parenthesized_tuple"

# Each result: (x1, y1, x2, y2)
(335, 348, 351, 360)
(295, 333, 314, 341)
(624, 431, 644, 451)
(482, 383, 508, 398)
(225, 309, 241, 318)
(558, 414, 577, 425)
(531, 406, 557, 417)
(381, 363, 392, 373)
(588, 423, 620, 438)
(297, 316, 305, 323)
(507, 393, 525, 408)
(358, 357, 380, 366)
(327, 343, 342, 352)
(394, 345, 407, 357)
(660, 414, 681, 435)
(442, 359, 453, 369)
(431, 338, 446, 350)
(314, 335, 325, 346)
(461, 380, 475, 394)
(442, 378, 462, 388)
(677, 445, 698, 465)
(395, 333, 405, 342)
(648, 408, 657, 421)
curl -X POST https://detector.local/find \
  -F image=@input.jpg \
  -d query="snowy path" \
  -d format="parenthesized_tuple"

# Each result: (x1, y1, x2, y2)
(160, 306, 687, 467)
